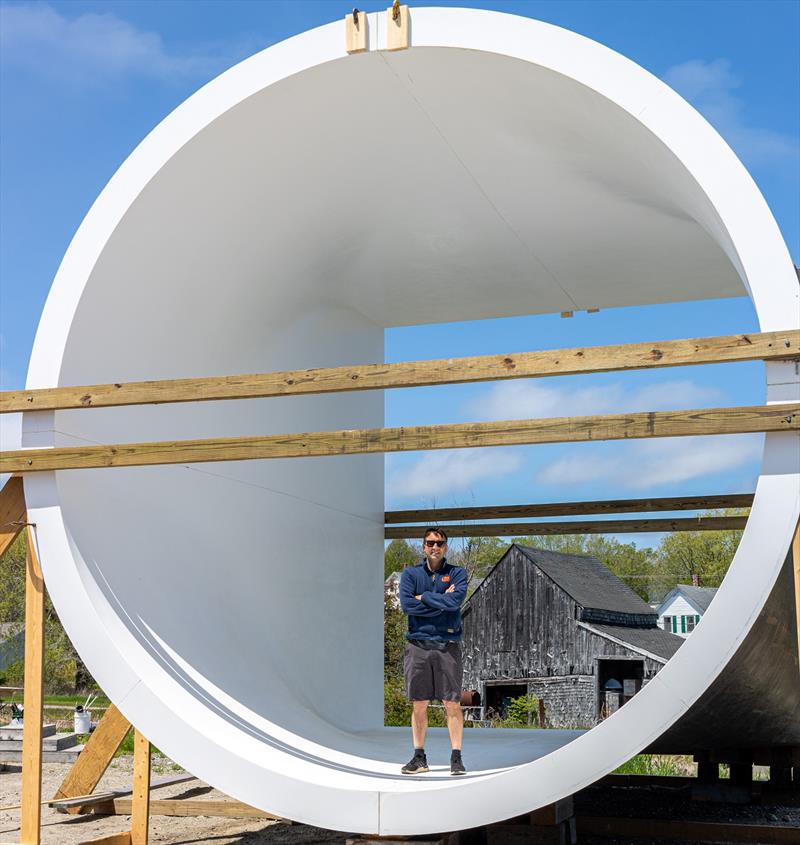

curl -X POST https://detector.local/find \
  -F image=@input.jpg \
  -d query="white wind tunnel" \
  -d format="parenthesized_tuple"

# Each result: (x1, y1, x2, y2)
(22, 8, 799, 835)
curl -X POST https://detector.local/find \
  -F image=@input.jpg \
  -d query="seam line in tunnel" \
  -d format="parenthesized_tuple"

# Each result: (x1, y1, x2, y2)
(377, 50, 579, 311)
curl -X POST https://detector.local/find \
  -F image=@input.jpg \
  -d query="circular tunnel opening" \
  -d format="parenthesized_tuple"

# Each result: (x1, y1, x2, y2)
(23, 7, 799, 834)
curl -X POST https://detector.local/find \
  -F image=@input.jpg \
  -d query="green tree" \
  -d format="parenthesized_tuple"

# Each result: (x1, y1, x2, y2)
(650, 509, 744, 600)
(0, 532, 95, 693)
(448, 536, 510, 592)
(511, 534, 656, 601)
(384, 539, 419, 580)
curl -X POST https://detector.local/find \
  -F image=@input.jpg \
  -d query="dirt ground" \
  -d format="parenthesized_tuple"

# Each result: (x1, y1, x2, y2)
(0, 757, 346, 845)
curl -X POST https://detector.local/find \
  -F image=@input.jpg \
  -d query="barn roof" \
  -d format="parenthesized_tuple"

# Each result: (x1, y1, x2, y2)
(515, 545, 657, 622)
(582, 622, 685, 662)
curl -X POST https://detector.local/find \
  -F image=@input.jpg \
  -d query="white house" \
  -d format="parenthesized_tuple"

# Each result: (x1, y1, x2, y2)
(656, 584, 718, 638)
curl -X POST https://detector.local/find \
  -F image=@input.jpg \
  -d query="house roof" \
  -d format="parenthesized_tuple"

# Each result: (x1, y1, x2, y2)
(657, 584, 719, 615)
(582, 622, 685, 662)
(515, 545, 656, 620)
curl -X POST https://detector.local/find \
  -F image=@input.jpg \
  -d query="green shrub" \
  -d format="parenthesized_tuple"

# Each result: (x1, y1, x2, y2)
(504, 694, 539, 727)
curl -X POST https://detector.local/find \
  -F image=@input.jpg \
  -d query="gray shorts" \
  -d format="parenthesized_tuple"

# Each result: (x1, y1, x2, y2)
(404, 641, 463, 702)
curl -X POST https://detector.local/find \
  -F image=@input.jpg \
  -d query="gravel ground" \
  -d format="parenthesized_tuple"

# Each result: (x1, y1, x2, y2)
(2, 760, 798, 844)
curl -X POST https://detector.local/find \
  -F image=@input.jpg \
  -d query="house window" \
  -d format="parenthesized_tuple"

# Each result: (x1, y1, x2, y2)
(662, 616, 672, 632)
(686, 615, 696, 633)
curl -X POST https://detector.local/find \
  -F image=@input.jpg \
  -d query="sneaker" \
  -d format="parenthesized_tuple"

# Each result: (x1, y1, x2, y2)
(450, 752, 466, 776)
(401, 753, 429, 775)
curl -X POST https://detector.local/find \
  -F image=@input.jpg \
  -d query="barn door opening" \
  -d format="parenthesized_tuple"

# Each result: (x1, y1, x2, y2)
(596, 658, 644, 720)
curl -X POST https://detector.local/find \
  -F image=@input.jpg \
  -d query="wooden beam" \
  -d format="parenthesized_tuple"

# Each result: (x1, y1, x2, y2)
(108, 798, 282, 819)
(3, 403, 797, 474)
(578, 815, 799, 843)
(2, 330, 796, 414)
(0, 476, 26, 557)
(793, 518, 800, 673)
(20, 527, 44, 845)
(78, 834, 131, 845)
(386, 3, 409, 50)
(130, 731, 150, 845)
(385, 516, 748, 539)
(52, 703, 132, 807)
(385, 493, 754, 524)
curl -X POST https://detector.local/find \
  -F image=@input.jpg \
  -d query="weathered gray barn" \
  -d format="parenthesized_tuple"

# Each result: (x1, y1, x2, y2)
(462, 545, 684, 727)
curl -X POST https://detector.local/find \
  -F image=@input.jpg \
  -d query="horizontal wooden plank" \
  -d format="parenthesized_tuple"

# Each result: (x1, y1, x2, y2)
(2, 330, 797, 414)
(578, 815, 799, 844)
(385, 516, 748, 538)
(385, 493, 754, 524)
(109, 798, 281, 819)
(2, 404, 797, 474)
(77, 834, 131, 845)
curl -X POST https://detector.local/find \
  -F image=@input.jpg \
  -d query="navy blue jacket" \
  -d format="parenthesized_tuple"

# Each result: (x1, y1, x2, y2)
(399, 559, 468, 643)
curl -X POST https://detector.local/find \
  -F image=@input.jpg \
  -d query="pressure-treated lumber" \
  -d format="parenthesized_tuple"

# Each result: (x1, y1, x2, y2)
(52, 703, 132, 808)
(0, 475, 26, 556)
(20, 527, 44, 845)
(131, 731, 150, 845)
(108, 798, 282, 819)
(385, 515, 748, 539)
(1, 330, 796, 414)
(385, 493, 754, 524)
(2, 403, 797, 474)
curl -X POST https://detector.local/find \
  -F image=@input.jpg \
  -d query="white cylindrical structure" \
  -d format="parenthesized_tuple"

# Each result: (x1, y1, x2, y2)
(22, 8, 799, 834)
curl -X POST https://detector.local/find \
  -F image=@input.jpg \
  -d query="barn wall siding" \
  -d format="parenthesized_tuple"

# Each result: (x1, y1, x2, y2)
(462, 546, 667, 727)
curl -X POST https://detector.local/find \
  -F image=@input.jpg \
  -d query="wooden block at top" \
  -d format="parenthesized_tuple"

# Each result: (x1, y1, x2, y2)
(345, 10, 368, 54)
(387, 4, 409, 51)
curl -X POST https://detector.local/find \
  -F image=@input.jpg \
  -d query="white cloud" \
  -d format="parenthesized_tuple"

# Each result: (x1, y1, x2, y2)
(663, 59, 799, 165)
(468, 378, 725, 422)
(388, 448, 522, 499)
(0, 3, 249, 84)
(536, 434, 762, 490)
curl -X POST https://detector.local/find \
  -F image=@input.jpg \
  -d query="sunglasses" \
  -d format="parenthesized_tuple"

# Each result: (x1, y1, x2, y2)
(424, 539, 447, 547)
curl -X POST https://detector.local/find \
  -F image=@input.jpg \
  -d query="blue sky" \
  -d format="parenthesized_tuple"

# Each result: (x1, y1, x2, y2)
(1, 1, 798, 542)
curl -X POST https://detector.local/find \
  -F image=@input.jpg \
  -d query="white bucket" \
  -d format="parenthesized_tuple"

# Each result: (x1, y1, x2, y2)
(74, 710, 91, 734)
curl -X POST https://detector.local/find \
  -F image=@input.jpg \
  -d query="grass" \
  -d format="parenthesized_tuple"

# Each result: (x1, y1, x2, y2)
(614, 754, 695, 776)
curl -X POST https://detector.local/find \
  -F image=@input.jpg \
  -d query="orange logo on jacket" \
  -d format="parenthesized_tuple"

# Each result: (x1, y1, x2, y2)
(441, 576, 451, 582)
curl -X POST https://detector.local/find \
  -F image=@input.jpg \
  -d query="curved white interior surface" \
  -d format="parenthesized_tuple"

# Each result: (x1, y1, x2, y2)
(23, 8, 799, 834)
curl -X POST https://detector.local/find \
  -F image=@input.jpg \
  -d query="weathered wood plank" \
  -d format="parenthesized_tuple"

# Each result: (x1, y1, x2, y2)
(385, 493, 754, 524)
(130, 731, 150, 845)
(53, 704, 131, 810)
(386, 516, 748, 538)
(77, 834, 131, 845)
(0, 476, 26, 557)
(108, 798, 282, 819)
(20, 527, 44, 845)
(2, 331, 797, 414)
(2, 404, 797, 474)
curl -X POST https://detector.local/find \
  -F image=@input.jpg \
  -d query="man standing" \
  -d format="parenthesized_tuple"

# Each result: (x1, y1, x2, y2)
(398, 527, 468, 775)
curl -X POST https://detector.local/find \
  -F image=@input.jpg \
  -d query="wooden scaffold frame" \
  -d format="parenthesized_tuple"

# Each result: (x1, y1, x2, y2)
(1, 329, 799, 844)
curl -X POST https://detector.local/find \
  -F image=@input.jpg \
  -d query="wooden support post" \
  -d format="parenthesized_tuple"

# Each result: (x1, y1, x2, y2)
(793, 518, 800, 672)
(53, 703, 132, 810)
(0, 475, 26, 556)
(20, 526, 44, 845)
(131, 730, 151, 845)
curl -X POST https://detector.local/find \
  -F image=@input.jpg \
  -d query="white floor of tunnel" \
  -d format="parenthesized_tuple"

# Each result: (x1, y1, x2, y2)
(339, 726, 586, 781)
